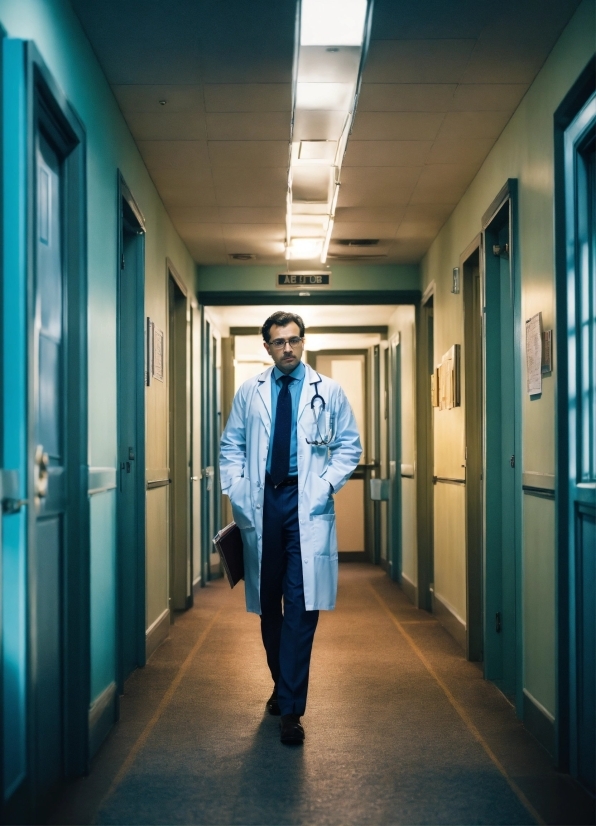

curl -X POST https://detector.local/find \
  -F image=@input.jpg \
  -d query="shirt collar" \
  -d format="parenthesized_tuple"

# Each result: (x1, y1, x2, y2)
(273, 360, 305, 383)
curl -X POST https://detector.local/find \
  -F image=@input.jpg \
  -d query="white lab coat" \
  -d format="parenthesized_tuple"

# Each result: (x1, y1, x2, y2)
(219, 362, 362, 613)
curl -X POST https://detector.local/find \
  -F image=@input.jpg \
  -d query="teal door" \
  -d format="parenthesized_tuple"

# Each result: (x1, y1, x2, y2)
(562, 93, 595, 794)
(33, 129, 66, 807)
(117, 185, 146, 685)
(482, 182, 521, 707)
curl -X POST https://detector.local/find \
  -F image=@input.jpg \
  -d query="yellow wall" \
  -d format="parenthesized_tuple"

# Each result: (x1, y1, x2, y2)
(420, 0, 595, 716)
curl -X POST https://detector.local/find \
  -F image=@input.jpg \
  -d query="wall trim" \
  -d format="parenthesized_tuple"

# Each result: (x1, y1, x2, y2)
(400, 572, 418, 605)
(522, 471, 555, 498)
(198, 290, 421, 306)
(432, 592, 467, 651)
(146, 608, 170, 659)
(88, 681, 117, 758)
(88, 466, 117, 495)
(523, 688, 555, 756)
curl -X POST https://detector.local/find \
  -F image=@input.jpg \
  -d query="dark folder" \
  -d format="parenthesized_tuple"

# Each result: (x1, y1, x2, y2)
(212, 521, 245, 588)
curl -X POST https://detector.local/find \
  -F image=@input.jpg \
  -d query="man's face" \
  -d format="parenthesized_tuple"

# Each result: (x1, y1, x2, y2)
(263, 321, 304, 374)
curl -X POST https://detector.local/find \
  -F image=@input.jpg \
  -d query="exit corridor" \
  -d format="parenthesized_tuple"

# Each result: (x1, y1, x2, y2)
(52, 566, 592, 826)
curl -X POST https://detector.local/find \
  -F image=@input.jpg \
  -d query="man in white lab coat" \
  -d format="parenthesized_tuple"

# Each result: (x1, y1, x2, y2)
(219, 311, 361, 744)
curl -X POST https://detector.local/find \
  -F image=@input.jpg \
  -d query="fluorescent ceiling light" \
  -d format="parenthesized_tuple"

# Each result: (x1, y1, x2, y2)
(298, 141, 337, 161)
(295, 82, 355, 111)
(300, 0, 368, 46)
(287, 238, 324, 259)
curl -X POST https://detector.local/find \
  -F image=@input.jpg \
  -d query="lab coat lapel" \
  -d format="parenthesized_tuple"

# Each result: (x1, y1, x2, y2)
(255, 366, 274, 431)
(298, 362, 320, 423)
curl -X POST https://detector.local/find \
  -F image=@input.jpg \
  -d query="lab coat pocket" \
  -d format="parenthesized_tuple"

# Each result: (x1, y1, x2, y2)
(229, 476, 253, 529)
(309, 472, 332, 516)
(310, 513, 337, 559)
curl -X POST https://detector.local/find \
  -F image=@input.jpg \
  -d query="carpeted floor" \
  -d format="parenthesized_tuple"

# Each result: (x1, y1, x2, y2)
(52, 564, 594, 826)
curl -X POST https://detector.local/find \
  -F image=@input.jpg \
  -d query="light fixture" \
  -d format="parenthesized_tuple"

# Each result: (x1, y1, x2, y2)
(300, 0, 368, 46)
(295, 82, 355, 111)
(287, 238, 324, 259)
(285, 0, 372, 262)
(451, 267, 460, 294)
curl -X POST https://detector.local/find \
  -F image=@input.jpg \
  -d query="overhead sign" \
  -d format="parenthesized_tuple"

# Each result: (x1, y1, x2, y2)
(277, 272, 331, 288)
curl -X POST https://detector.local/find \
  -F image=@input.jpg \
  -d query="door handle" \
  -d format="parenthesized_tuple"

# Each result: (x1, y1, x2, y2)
(34, 445, 49, 499)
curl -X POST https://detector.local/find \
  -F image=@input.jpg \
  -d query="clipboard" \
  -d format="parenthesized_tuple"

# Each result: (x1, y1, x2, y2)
(212, 521, 245, 588)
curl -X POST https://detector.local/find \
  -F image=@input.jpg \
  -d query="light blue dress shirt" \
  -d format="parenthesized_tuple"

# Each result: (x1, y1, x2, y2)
(266, 360, 305, 477)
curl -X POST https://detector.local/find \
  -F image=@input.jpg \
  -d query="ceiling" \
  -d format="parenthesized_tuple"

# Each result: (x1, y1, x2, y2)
(71, 0, 581, 266)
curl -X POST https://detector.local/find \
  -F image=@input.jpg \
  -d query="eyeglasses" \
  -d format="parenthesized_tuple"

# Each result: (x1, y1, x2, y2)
(269, 336, 303, 350)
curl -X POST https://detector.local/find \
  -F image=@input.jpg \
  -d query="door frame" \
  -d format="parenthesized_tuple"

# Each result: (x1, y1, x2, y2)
(416, 282, 435, 611)
(387, 335, 402, 581)
(25, 43, 89, 800)
(461, 235, 484, 662)
(167, 259, 192, 610)
(481, 178, 523, 713)
(116, 174, 146, 687)
(307, 348, 371, 561)
(554, 60, 596, 783)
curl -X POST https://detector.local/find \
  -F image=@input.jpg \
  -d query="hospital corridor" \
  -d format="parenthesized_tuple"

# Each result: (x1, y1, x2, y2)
(0, 0, 594, 824)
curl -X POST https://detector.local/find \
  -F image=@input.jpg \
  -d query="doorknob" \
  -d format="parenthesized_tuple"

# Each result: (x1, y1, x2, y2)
(34, 445, 49, 499)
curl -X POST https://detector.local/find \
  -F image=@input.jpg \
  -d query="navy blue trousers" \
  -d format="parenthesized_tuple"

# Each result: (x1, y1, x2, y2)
(260, 479, 319, 716)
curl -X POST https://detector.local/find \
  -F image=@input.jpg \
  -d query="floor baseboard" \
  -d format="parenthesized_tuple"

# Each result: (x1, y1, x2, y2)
(432, 592, 466, 651)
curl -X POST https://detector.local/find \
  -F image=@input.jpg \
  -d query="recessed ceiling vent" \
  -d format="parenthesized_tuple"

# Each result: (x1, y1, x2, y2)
(228, 253, 256, 261)
(336, 239, 379, 246)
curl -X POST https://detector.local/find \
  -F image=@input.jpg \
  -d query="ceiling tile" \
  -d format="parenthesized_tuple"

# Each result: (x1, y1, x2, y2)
(149, 168, 214, 191)
(332, 222, 399, 240)
(204, 84, 291, 112)
(370, 0, 491, 40)
(451, 84, 529, 111)
(221, 224, 286, 255)
(137, 141, 210, 169)
(358, 84, 457, 112)
(112, 85, 204, 113)
(343, 140, 433, 167)
(208, 141, 289, 167)
(206, 113, 290, 140)
(218, 207, 286, 223)
(364, 40, 476, 84)
(167, 206, 221, 223)
(185, 239, 228, 265)
(434, 111, 513, 141)
(350, 112, 445, 141)
(214, 184, 286, 208)
(409, 164, 478, 204)
(386, 238, 431, 262)
(173, 222, 223, 242)
(125, 111, 207, 141)
(426, 136, 496, 165)
(158, 182, 218, 207)
(335, 206, 407, 223)
(211, 167, 287, 188)
(339, 167, 423, 206)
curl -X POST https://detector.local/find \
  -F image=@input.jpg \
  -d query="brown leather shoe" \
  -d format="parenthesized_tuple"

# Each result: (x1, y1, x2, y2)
(266, 688, 281, 716)
(280, 714, 304, 745)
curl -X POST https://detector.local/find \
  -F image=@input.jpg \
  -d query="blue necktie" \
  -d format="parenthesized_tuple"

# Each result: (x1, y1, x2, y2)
(270, 375, 293, 486)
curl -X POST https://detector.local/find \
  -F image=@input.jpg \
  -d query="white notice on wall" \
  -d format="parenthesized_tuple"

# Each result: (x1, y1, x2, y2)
(526, 313, 542, 395)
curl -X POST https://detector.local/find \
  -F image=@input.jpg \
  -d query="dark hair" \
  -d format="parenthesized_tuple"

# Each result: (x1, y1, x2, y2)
(261, 311, 305, 342)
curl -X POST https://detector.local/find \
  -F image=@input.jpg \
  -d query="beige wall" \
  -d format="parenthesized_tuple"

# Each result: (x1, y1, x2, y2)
(420, 0, 595, 716)
(144, 226, 196, 630)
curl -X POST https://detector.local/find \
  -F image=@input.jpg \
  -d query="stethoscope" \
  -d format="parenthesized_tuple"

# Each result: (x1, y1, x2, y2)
(305, 376, 333, 446)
